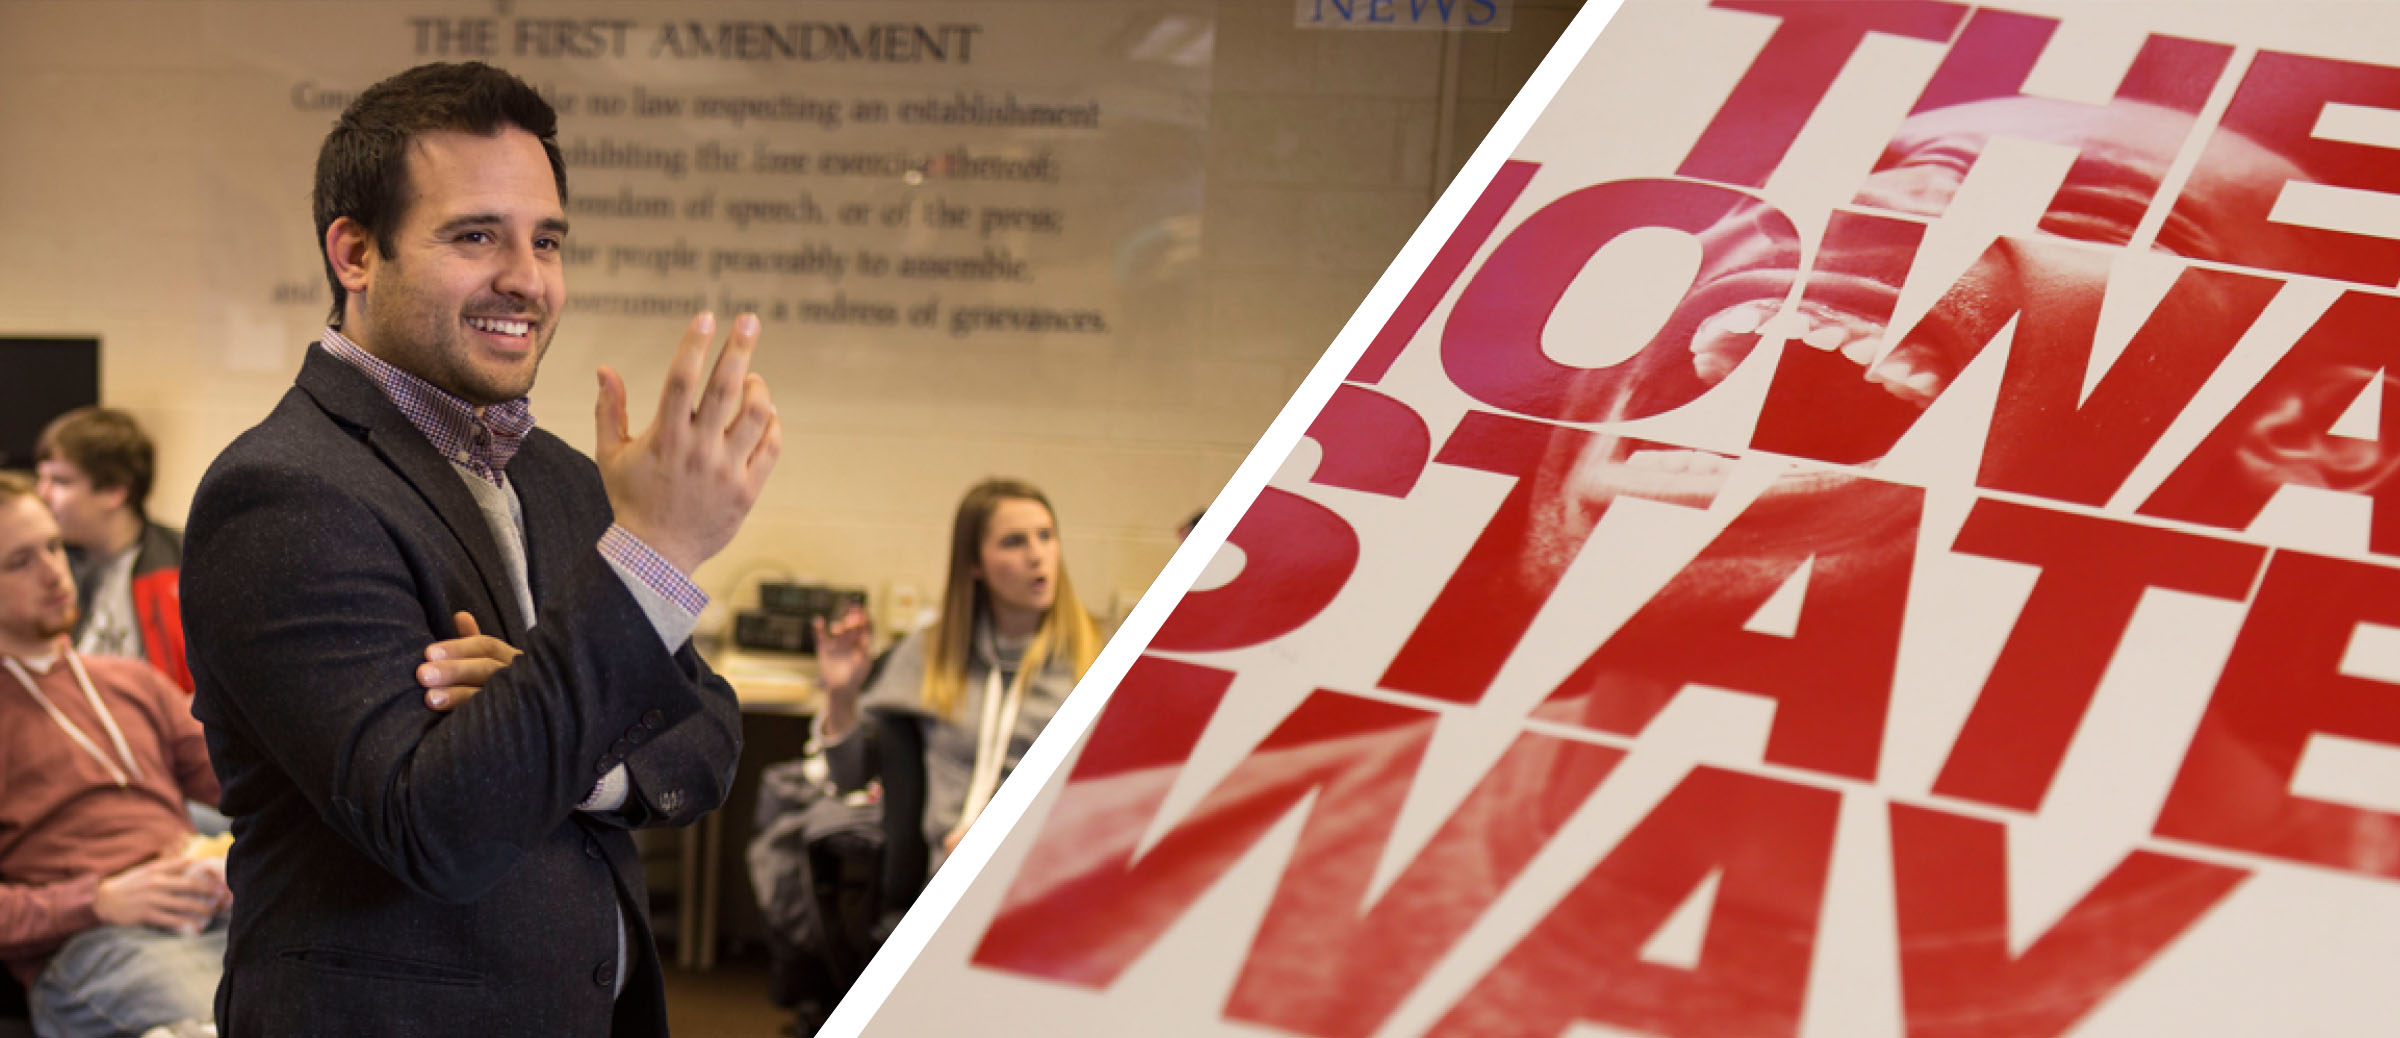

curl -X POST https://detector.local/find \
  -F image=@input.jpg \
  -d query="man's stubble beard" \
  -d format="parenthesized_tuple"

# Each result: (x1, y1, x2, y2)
(361, 257, 557, 406)
(18, 602, 77, 645)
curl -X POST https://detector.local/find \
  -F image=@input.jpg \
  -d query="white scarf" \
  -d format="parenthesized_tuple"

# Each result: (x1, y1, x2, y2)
(955, 623, 1034, 834)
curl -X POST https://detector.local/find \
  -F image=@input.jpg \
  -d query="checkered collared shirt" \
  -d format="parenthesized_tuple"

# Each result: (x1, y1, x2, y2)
(319, 327, 533, 486)
(318, 327, 708, 616)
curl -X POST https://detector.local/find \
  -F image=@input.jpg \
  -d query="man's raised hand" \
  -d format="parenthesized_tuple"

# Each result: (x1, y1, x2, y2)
(594, 312, 782, 574)
(812, 606, 873, 743)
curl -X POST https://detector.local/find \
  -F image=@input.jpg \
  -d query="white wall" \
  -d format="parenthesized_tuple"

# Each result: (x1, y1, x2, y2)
(0, 0, 1576, 629)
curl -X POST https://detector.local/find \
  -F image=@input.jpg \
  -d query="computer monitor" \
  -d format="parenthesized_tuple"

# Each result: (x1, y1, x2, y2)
(0, 337, 100, 470)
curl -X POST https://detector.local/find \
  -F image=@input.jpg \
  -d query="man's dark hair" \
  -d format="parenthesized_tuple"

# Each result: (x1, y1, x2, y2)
(35, 407, 156, 516)
(313, 62, 568, 325)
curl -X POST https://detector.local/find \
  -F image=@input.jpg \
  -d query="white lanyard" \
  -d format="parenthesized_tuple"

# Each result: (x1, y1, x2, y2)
(4, 649, 145, 789)
(957, 628, 1029, 832)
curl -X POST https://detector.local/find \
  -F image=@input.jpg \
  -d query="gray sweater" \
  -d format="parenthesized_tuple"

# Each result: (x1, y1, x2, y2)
(822, 624, 1076, 872)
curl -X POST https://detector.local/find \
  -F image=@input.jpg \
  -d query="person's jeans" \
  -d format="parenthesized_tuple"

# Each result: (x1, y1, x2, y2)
(28, 919, 223, 1038)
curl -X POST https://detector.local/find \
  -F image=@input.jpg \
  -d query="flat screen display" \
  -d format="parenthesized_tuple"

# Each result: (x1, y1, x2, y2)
(0, 338, 99, 471)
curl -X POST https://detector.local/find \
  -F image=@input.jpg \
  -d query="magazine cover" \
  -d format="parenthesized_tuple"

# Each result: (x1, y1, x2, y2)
(840, 0, 2400, 1034)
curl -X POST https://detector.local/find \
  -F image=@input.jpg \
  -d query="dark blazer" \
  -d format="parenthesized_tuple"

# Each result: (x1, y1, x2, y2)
(183, 347, 742, 1037)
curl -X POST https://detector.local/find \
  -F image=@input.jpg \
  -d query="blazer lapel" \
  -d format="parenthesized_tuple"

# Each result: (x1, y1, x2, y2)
(294, 346, 533, 642)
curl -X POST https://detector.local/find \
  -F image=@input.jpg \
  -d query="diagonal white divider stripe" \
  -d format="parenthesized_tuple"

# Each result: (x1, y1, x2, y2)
(821, 3, 1630, 1034)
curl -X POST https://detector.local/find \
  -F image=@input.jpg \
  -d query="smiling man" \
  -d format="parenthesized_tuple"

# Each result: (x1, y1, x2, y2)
(181, 63, 780, 1036)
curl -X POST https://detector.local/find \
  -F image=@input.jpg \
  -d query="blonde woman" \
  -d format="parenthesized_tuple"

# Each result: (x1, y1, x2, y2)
(814, 478, 1103, 886)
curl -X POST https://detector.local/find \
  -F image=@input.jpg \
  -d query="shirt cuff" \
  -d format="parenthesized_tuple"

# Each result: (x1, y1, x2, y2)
(577, 765, 630, 813)
(598, 525, 706, 652)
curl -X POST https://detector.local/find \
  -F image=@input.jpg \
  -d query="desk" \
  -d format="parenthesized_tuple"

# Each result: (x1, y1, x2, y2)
(712, 645, 823, 715)
(674, 646, 822, 970)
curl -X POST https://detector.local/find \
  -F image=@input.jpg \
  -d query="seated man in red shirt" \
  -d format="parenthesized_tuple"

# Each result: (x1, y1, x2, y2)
(0, 469, 225, 1037)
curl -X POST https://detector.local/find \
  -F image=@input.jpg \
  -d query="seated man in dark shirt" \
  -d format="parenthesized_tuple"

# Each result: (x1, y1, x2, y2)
(34, 407, 191, 691)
